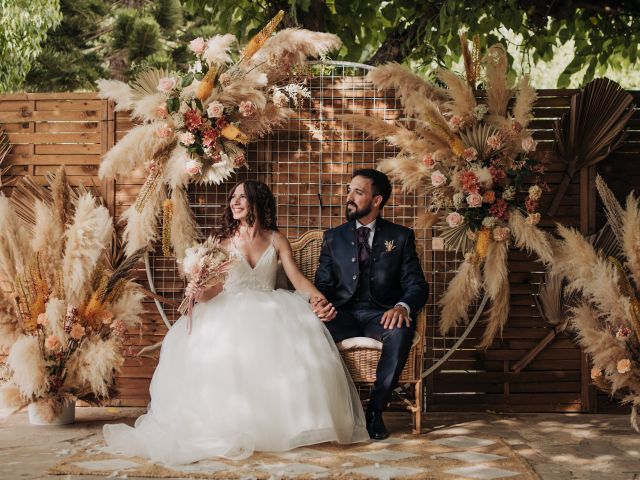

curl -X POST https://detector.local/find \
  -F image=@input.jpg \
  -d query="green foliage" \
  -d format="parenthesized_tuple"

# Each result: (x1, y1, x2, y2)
(25, 0, 109, 92)
(0, 0, 62, 92)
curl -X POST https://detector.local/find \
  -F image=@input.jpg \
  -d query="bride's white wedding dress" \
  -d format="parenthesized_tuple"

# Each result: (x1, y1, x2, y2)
(104, 238, 368, 464)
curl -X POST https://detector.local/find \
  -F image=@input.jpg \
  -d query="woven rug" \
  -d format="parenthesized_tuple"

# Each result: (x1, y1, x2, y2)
(50, 433, 540, 479)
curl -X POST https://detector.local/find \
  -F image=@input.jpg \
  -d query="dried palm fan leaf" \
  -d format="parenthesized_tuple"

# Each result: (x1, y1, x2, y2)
(130, 68, 172, 101)
(9, 176, 51, 233)
(549, 78, 634, 216)
(458, 123, 500, 153)
(437, 221, 473, 254)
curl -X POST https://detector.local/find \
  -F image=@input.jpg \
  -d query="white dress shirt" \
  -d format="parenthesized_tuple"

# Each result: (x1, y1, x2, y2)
(355, 219, 411, 316)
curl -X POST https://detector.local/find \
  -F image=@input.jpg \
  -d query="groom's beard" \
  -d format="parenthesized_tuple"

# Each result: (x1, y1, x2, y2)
(345, 201, 372, 221)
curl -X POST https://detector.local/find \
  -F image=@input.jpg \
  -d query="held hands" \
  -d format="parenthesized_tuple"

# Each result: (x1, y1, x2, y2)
(381, 305, 410, 329)
(311, 295, 336, 322)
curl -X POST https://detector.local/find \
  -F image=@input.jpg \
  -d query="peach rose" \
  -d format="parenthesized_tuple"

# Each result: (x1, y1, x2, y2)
(446, 212, 464, 227)
(155, 104, 168, 119)
(492, 226, 511, 242)
(590, 367, 603, 379)
(617, 359, 631, 374)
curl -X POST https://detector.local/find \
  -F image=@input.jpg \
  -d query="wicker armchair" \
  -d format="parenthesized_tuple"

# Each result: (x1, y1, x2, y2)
(290, 230, 425, 434)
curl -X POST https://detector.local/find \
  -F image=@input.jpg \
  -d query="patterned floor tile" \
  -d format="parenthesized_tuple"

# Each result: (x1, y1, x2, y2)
(433, 435, 496, 449)
(348, 465, 429, 479)
(434, 451, 507, 463)
(72, 459, 141, 471)
(351, 448, 420, 462)
(257, 462, 329, 476)
(445, 465, 520, 479)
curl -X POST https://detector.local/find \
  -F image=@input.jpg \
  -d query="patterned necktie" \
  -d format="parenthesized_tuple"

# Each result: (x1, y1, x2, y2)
(356, 226, 371, 264)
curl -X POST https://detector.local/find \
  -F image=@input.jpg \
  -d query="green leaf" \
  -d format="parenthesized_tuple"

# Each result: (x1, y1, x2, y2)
(181, 72, 194, 87)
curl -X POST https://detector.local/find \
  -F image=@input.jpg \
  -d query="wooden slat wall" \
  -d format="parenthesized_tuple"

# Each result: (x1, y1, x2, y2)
(1, 90, 639, 412)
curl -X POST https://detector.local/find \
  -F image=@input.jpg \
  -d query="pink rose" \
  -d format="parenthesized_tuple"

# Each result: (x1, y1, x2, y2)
(617, 358, 631, 374)
(180, 131, 196, 146)
(521, 136, 536, 152)
(184, 159, 202, 175)
(207, 101, 224, 118)
(446, 212, 463, 227)
(157, 77, 177, 92)
(239, 100, 256, 117)
(463, 147, 478, 161)
(466, 193, 483, 208)
(449, 115, 463, 129)
(155, 104, 168, 119)
(188, 37, 206, 54)
(156, 124, 173, 138)
(430, 170, 447, 187)
(422, 153, 435, 168)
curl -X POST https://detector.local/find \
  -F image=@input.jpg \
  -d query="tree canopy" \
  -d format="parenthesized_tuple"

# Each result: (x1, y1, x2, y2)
(5, 0, 640, 92)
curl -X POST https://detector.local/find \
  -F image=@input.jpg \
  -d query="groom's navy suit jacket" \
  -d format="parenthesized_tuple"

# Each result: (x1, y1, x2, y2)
(314, 218, 428, 317)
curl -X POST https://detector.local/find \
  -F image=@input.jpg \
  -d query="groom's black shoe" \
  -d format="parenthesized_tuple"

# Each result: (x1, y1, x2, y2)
(366, 408, 389, 440)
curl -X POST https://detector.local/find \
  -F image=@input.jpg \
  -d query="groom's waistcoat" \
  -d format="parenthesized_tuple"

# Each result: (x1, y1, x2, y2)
(314, 218, 428, 315)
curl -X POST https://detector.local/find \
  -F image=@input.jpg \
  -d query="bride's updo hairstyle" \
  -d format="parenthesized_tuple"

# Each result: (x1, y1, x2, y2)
(218, 180, 278, 238)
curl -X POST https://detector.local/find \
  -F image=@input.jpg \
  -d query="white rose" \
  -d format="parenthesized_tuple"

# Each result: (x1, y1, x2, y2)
(430, 170, 447, 187)
(157, 77, 177, 92)
(207, 101, 224, 118)
(466, 193, 483, 208)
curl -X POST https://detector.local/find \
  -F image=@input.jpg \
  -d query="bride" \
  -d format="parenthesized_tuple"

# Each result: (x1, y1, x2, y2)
(104, 180, 368, 464)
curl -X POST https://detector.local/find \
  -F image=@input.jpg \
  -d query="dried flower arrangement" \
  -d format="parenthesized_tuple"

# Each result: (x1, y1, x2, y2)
(97, 12, 341, 260)
(553, 176, 640, 431)
(0, 169, 145, 421)
(342, 39, 550, 348)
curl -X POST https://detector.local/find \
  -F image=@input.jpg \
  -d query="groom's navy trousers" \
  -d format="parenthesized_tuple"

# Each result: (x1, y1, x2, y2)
(315, 218, 428, 411)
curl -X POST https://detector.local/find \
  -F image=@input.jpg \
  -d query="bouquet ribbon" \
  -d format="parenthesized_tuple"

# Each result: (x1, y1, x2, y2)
(186, 294, 195, 334)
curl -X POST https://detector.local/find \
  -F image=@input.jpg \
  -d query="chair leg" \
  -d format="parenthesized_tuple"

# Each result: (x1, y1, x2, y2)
(412, 379, 422, 435)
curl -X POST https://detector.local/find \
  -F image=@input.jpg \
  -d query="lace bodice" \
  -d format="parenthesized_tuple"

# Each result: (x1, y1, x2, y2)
(224, 241, 278, 293)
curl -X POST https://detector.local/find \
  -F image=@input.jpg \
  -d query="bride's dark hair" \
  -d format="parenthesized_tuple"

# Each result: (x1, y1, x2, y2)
(218, 180, 278, 239)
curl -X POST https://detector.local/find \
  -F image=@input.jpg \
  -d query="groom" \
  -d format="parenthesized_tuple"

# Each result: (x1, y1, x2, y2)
(313, 169, 428, 440)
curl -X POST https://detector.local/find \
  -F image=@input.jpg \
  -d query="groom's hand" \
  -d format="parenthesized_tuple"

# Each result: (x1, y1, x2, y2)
(312, 298, 337, 322)
(381, 305, 410, 329)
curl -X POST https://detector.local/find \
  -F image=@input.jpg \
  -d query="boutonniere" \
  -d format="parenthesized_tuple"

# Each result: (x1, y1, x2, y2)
(384, 240, 396, 252)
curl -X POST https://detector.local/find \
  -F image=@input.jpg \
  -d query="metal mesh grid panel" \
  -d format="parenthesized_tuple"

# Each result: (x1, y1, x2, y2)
(146, 62, 477, 408)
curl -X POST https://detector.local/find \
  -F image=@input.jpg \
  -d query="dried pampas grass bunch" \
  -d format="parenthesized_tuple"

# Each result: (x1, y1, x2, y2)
(0, 168, 145, 417)
(342, 40, 547, 349)
(554, 176, 640, 432)
(98, 11, 340, 259)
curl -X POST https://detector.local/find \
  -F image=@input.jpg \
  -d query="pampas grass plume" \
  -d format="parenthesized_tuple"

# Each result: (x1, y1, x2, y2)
(110, 288, 146, 328)
(66, 337, 122, 398)
(7, 335, 49, 399)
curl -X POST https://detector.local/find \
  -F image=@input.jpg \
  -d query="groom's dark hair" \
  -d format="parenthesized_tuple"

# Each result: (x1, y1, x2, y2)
(352, 169, 392, 208)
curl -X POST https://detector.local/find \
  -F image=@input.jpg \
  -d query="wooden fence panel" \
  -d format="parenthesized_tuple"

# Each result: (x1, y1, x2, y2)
(1, 89, 638, 412)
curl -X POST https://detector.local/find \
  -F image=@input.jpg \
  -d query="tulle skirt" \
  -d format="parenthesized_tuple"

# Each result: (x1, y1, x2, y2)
(103, 288, 368, 464)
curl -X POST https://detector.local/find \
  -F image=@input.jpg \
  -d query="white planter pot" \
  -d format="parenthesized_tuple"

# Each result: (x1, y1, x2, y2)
(28, 401, 75, 425)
